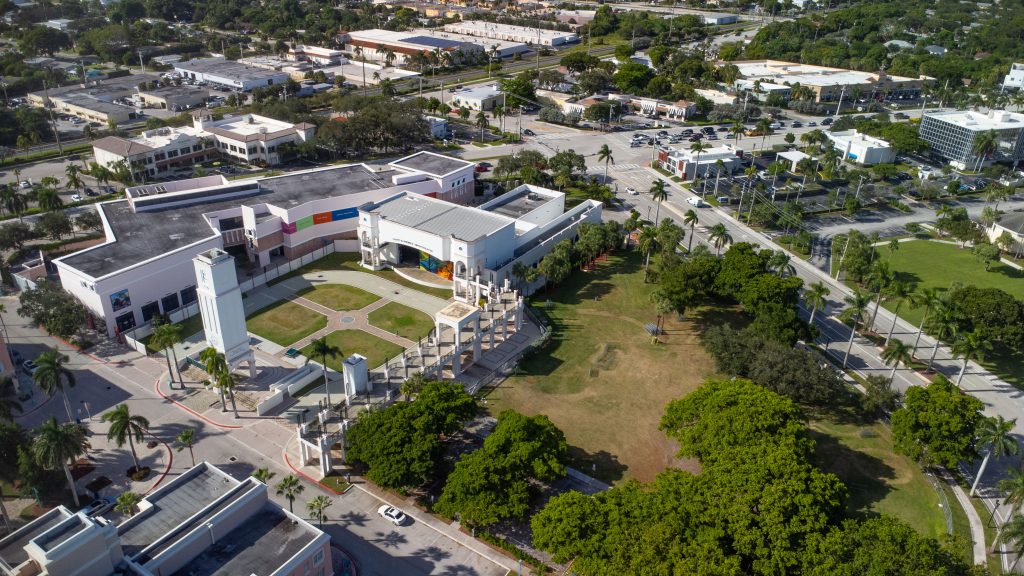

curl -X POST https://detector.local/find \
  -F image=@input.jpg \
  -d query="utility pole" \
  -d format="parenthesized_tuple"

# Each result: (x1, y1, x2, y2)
(41, 80, 63, 155)
(139, 51, 145, 74)
(854, 175, 865, 201)
(835, 85, 846, 115)
(834, 234, 852, 279)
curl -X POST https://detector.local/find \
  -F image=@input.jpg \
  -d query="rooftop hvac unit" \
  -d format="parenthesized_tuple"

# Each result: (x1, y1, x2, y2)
(137, 190, 149, 196)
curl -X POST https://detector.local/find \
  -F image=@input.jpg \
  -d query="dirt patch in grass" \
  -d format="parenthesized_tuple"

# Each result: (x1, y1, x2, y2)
(298, 284, 379, 311)
(247, 301, 327, 347)
(483, 251, 717, 485)
(809, 419, 947, 540)
(367, 302, 434, 340)
(301, 329, 404, 372)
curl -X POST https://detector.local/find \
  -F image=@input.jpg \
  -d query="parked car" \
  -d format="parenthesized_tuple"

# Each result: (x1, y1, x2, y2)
(85, 187, 98, 197)
(716, 196, 732, 204)
(523, 128, 536, 136)
(71, 194, 82, 202)
(807, 121, 817, 127)
(22, 359, 39, 376)
(821, 118, 834, 125)
(82, 497, 115, 518)
(791, 121, 803, 128)
(625, 187, 638, 195)
(19, 181, 31, 189)
(378, 505, 408, 526)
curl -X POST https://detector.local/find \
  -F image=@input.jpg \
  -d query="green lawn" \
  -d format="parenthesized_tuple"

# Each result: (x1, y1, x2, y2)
(367, 302, 434, 340)
(270, 252, 452, 299)
(809, 419, 948, 540)
(483, 250, 733, 484)
(298, 284, 379, 311)
(247, 301, 327, 346)
(140, 313, 205, 353)
(301, 329, 404, 371)
(876, 239, 1024, 387)
(878, 240, 1024, 327)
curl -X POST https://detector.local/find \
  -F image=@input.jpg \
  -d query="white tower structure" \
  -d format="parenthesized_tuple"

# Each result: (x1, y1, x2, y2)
(193, 249, 256, 377)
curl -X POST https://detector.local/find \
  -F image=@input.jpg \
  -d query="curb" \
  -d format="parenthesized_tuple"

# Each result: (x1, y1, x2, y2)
(142, 432, 173, 496)
(282, 447, 345, 496)
(153, 377, 242, 430)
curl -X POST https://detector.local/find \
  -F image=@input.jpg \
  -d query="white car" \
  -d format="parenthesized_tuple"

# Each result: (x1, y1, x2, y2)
(625, 187, 638, 195)
(377, 505, 407, 526)
(71, 194, 82, 202)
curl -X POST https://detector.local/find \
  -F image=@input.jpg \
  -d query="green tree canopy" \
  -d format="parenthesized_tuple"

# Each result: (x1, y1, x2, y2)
(891, 376, 985, 468)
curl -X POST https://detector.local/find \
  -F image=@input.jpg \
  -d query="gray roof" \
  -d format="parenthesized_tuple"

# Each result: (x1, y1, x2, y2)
(59, 165, 398, 278)
(390, 151, 473, 177)
(0, 508, 71, 567)
(117, 466, 238, 558)
(996, 212, 1024, 233)
(170, 507, 319, 576)
(175, 58, 286, 82)
(372, 193, 512, 241)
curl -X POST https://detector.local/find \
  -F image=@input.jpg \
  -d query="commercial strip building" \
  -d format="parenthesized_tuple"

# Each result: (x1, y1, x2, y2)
(358, 185, 603, 298)
(1003, 63, 1024, 90)
(919, 109, 1024, 170)
(91, 110, 315, 179)
(173, 58, 289, 91)
(443, 21, 578, 46)
(55, 152, 476, 336)
(339, 28, 529, 65)
(136, 84, 209, 111)
(0, 463, 331, 576)
(27, 74, 159, 125)
(730, 60, 928, 103)
(825, 129, 896, 165)
(286, 45, 345, 66)
(658, 143, 744, 180)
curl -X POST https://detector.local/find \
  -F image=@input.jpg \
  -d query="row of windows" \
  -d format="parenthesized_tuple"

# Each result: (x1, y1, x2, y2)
(138, 285, 198, 323)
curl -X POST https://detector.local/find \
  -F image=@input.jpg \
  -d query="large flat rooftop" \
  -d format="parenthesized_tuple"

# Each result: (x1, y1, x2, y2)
(209, 114, 295, 137)
(175, 58, 285, 82)
(924, 109, 1024, 131)
(371, 193, 512, 241)
(390, 151, 473, 177)
(169, 507, 319, 576)
(0, 508, 72, 568)
(732, 59, 919, 85)
(59, 164, 398, 278)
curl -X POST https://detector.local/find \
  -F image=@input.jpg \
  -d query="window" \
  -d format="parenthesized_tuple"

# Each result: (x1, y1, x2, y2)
(115, 312, 136, 333)
(161, 293, 180, 313)
(192, 144, 201, 153)
(179, 147, 191, 156)
(313, 550, 324, 565)
(180, 285, 198, 305)
(140, 301, 160, 322)
(154, 152, 166, 161)
(167, 149, 178, 158)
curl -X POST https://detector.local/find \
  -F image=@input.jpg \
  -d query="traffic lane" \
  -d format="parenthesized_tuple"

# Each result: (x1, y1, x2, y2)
(332, 487, 509, 576)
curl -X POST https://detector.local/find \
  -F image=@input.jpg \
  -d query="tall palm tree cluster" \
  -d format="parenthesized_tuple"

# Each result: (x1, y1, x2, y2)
(200, 347, 240, 419)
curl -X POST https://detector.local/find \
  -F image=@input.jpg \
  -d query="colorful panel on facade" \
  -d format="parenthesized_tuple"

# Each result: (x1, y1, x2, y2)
(281, 221, 297, 234)
(331, 207, 358, 221)
(313, 212, 331, 225)
(295, 216, 314, 231)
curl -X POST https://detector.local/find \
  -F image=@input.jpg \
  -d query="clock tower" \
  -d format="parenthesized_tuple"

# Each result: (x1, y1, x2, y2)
(193, 248, 256, 377)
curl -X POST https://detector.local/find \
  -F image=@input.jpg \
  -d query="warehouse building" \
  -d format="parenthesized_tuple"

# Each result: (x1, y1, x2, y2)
(340, 28, 529, 65)
(731, 60, 928, 103)
(55, 152, 476, 336)
(919, 109, 1024, 170)
(449, 84, 503, 111)
(27, 74, 159, 125)
(136, 84, 209, 111)
(174, 58, 289, 91)
(443, 21, 578, 46)
(286, 44, 345, 66)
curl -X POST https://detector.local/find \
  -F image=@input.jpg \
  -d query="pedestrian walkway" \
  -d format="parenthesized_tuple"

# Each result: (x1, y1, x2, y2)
(285, 293, 415, 353)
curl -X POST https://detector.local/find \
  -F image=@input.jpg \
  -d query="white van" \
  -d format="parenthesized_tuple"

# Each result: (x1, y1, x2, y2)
(686, 196, 706, 207)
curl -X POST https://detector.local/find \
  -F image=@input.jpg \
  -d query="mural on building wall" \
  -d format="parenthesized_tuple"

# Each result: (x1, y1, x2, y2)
(110, 289, 132, 312)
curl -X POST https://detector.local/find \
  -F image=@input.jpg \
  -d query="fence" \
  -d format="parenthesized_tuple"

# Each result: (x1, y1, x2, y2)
(925, 469, 955, 535)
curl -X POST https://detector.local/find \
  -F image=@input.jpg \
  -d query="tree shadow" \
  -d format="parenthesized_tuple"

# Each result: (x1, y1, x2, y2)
(412, 545, 452, 563)
(809, 427, 896, 517)
(892, 270, 922, 286)
(566, 447, 626, 485)
(337, 510, 369, 528)
(372, 530, 408, 549)
(436, 564, 480, 576)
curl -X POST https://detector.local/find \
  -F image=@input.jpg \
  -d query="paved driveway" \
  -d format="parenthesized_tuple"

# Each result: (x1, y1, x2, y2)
(326, 487, 510, 576)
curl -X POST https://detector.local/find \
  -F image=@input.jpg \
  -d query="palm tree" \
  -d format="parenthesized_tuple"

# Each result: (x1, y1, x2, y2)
(972, 129, 998, 173)
(881, 339, 913, 382)
(997, 513, 1024, 571)
(32, 417, 89, 507)
(708, 223, 732, 256)
(866, 261, 893, 329)
(36, 188, 63, 211)
(689, 141, 708, 187)
(150, 323, 183, 389)
(908, 287, 941, 354)
(883, 280, 911, 345)
(638, 225, 659, 282)
(475, 111, 489, 141)
(175, 428, 196, 467)
(731, 120, 744, 145)
(839, 288, 873, 368)
(100, 404, 150, 471)
(276, 475, 304, 513)
(952, 331, 991, 386)
(1000, 468, 1024, 516)
(3, 190, 27, 221)
(597, 144, 614, 183)
(253, 467, 276, 484)
(306, 337, 341, 409)
(214, 369, 239, 419)
(713, 159, 726, 197)
(768, 250, 795, 277)
(649, 180, 668, 222)
(0, 376, 22, 422)
(64, 164, 83, 194)
(33, 349, 76, 423)
(115, 492, 142, 517)
(805, 281, 830, 325)
(926, 303, 959, 371)
(971, 416, 1019, 497)
(200, 347, 229, 410)
(683, 209, 698, 252)
(756, 117, 773, 150)
(353, 46, 367, 96)
(306, 494, 332, 526)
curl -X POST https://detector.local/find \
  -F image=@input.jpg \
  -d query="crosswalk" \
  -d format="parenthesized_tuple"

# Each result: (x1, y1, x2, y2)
(587, 163, 642, 173)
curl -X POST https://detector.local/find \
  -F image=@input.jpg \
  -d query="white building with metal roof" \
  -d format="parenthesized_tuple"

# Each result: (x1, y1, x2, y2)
(358, 185, 603, 299)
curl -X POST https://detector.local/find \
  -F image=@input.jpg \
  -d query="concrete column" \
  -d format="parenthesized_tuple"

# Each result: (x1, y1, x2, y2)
(489, 324, 496, 349)
(515, 298, 524, 331)
(473, 316, 482, 361)
(319, 438, 330, 476)
(502, 311, 509, 340)
(452, 347, 461, 375)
